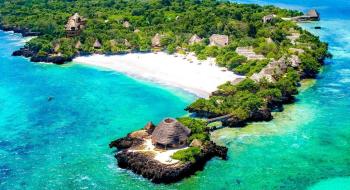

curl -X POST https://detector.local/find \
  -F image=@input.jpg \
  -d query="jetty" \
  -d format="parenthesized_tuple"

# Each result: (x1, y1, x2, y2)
(292, 9, 320, 21)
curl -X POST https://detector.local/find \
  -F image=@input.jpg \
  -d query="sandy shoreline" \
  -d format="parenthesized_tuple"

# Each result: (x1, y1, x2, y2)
(73, 52, 244, 98)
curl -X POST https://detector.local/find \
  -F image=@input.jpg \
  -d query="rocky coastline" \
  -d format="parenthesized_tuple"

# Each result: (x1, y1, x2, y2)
(0, 24, 73, 64)
(11, 47, 73, 65)
(0, 24, 41, 37)
(109, 122, 228, 184)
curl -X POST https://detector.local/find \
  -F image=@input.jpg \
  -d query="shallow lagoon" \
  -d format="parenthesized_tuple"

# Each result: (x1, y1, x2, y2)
(1, 0, 350, 189)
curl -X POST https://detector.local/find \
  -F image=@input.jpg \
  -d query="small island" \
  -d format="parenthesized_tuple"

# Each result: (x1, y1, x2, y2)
(109, 117, 227, 183)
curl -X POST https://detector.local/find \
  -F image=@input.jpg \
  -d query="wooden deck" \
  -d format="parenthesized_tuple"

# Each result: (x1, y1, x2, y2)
(207, 114, 232, 123)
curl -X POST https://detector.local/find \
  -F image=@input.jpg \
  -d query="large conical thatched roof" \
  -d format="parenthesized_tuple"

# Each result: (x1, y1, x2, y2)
(189, 34, 202, 45)
(307, 9, 319, 18)
(151, 118, 191, 149)
(123, 21, 131, 28)
(151, 33, 162, 47)
(93, 39, 102, 49)
(209, 34, 229, 47)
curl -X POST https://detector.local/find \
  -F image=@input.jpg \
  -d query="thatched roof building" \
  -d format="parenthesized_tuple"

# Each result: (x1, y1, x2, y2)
(53, 43, 60, 53)
(109, 39, 117, 47)
(235, 47, 265, 60)
(123, 21, 131, 28)
(75, 41, 82, 49)
(209, 34, 229, 47)
(189, 34, 202, 45)
(93, 39, 102, 49)
(151, 33, 163, 48)
(65, 13, 86, 37)
(124, 39, 131, 47)
(262, 14, 276, 23)
(151, 118, 191, 149)
(306, 9, 320, 20)
(291, 9, 320, 21)
(250, 57, 288, 83)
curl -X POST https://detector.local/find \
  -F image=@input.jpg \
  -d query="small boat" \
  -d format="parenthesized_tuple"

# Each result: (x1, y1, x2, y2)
(314, 26, 321, 29)
(47, 96, 54, 101)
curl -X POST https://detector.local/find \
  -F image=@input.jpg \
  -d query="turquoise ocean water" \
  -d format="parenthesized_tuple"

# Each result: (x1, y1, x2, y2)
(1, 0, 350, 189)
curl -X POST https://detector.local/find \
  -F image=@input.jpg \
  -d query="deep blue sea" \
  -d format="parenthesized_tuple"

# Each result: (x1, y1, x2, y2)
(0, 0, 350, 189)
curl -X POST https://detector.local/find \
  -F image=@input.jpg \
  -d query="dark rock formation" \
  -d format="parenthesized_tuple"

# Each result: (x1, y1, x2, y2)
(109, 136, 143, 150)
(114, 141, 227, 184)
(0, 24, 41, 37)
(250, 108, 273, 122)
(12, 47, 72, 65)
(30, 55, 72, 65)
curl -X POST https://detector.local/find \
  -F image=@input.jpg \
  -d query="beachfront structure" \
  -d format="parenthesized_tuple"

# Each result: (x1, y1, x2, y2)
(235, 47, 265, 60)
(151, 33, 163, 48)
(65, 13, 86, 37)
(151, 118, 191, 149)
(189, 34, 202, 45)
(209, 34, 229, 47)
(93, 39, 102, 49)
(262, 14, 276, 23)
(292, 9, 320, 21)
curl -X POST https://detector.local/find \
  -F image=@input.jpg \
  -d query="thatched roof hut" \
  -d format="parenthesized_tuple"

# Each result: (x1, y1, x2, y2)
(262, 14, 276, 23)
(123, 21, 131, 28)
(124, 39, 131, 47)
(189, 34, 202, 45)
(151, 33, 163, 47)
(151, 118, 191, 149)
(110, 39, 117, 47)
(235, 47, 265, 60)
(209, 34, 229, 47)
(292, 9, 320, 21)
(65, 13, 86, 37)
(53, 43, 60, 53)
(75, 41, 82, 49)
(306, 9, 320, 19)
(93, 39, 102, 49)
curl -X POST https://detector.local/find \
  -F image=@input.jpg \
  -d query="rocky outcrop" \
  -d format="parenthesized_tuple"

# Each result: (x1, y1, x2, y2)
(250, 108, 273, 122)
(114, 141, 227, 184)
(109, 136, 143, 150)
(12, 47, 73, 65)
(0, 24, 41, 37)
(1, 24, 73, 64)
(109, 122, 156, 150)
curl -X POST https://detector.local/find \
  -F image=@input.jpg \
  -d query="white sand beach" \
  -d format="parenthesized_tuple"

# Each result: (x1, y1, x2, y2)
(73, 52, 244, 98)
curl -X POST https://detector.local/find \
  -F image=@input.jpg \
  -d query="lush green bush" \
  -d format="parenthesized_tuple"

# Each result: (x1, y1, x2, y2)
(171, 147, 201, 163)
(177, 117, 209, 142)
